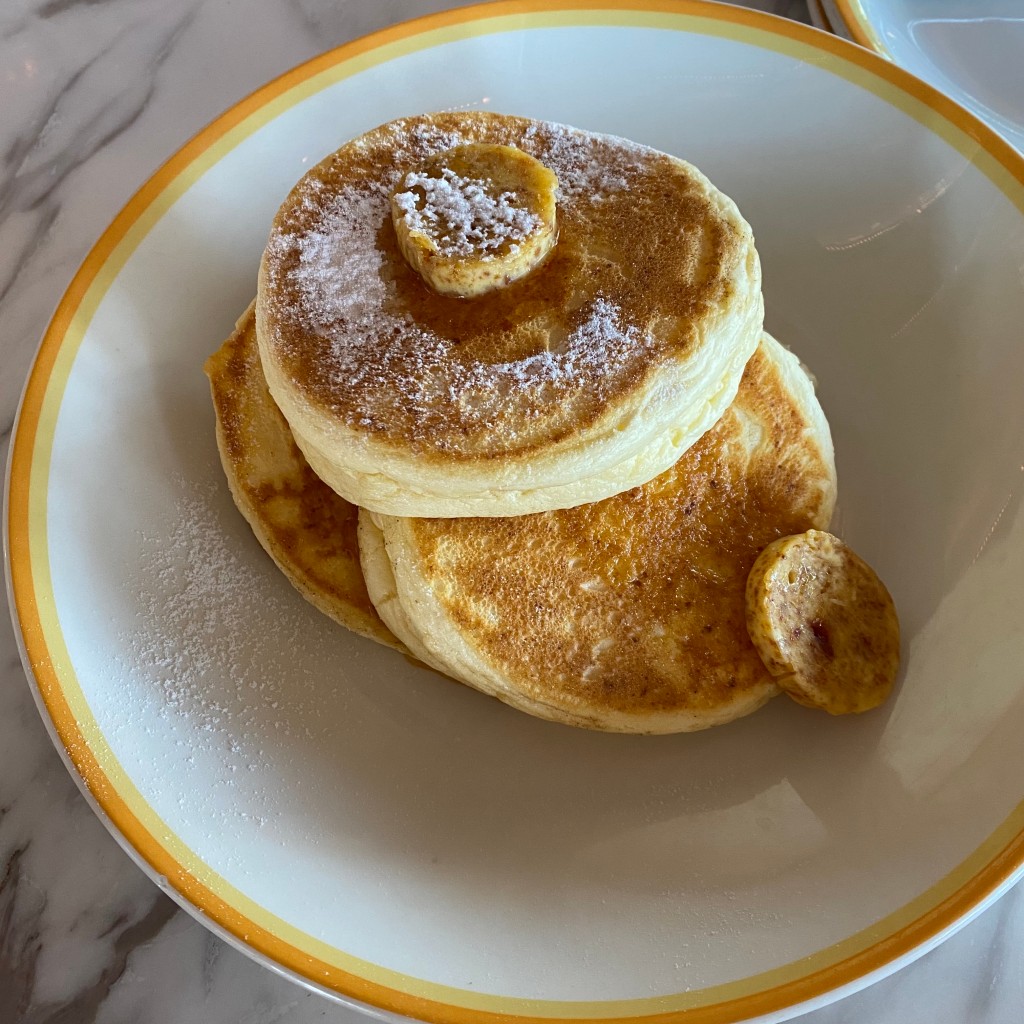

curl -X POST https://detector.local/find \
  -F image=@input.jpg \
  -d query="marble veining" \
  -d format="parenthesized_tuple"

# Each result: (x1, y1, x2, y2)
(1, 0, 1021, 1021)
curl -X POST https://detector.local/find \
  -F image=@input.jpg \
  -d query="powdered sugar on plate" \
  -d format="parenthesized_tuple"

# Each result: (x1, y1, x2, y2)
(116, 478, 332, 752)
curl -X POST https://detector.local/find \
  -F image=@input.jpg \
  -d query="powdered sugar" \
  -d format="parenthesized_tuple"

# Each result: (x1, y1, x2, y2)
(273, 179, 648, 438)
(520, 120, 641, 198)
(466, 298, 642, 388)
(291, 180, 390, 325)
(263, 117, 662, 448)
(393, 167, 539, 259)
(118, 478, 329, 748)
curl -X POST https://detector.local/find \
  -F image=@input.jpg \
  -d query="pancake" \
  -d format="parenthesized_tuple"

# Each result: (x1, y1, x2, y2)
(204, 304, 402, 650)
(360, 333, 837, 733)
(256, 112, 763, 517)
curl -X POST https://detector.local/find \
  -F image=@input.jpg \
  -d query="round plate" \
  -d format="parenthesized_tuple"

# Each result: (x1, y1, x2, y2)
(832, 1, 1024, 152)
(8, 2, 1024, 1021)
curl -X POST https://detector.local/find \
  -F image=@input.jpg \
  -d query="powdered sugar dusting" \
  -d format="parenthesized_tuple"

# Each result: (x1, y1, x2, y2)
(273, 178, 649, 438)
(393, 167, 539, 259)
(105, 475, 389, 843)
(470, 298, 642, 388)
(117, 478, 340, 751)
(521, 120, 642, 198)
(291, 179, 390, 326)
(262, 116, 676, 450)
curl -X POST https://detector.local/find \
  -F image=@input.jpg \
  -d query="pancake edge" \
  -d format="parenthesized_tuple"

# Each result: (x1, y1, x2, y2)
(360, 333, 837, 733)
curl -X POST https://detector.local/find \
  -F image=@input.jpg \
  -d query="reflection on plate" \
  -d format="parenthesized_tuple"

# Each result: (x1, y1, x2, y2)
(7, 2, 1024, 1023)
(832, 0, 1024, 151)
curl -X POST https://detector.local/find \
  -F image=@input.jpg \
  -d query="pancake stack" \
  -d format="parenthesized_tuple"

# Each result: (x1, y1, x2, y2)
(207, 111, 861, 734)
(255, 113, 763, 518)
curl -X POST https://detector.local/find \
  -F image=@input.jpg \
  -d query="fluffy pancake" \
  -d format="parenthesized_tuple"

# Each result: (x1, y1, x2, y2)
(204, 304, 401, 650)
(257, 112, 763, 517)
(360, 334, 837, 733)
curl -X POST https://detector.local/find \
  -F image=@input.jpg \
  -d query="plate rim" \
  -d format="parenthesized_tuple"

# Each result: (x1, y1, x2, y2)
(6, 1, 1024, 1021)
(832, 0, 1024, 150)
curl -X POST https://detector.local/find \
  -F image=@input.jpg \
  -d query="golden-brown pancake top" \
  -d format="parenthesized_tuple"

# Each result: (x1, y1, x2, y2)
(397, 340, 835, 720)
(258, 112, 754, 461)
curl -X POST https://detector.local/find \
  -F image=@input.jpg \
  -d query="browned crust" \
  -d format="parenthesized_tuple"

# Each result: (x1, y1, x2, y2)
(259, 112, 751, 461)
(204, 307, 400, 648)
(403, 342, 834, 721)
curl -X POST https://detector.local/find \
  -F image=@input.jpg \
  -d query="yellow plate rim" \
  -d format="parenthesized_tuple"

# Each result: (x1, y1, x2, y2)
(7, 1, 1024, 1021)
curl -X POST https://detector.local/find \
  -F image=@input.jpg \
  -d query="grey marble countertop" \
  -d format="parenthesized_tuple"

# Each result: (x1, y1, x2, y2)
(2, 1, 1022, 1021)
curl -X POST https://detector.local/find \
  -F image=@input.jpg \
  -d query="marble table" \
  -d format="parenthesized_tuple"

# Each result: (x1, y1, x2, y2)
(1, 1, 1022, 1020)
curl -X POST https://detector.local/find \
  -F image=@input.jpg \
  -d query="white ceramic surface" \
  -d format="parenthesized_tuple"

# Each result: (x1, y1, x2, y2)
(7, 3, 1024, 1022)
(833, 0, 1024, 152)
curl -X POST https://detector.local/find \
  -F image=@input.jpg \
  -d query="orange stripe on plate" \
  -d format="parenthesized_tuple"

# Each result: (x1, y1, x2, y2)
(8, 1, 1024, 1022)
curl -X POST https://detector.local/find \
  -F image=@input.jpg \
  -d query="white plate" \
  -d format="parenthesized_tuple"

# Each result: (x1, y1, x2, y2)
(832, 1, 1024, 152)
(8, 3, 1024, 1022)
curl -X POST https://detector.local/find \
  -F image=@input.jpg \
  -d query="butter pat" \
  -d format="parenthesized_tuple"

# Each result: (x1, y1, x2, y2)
(391, 143, 558, 298)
